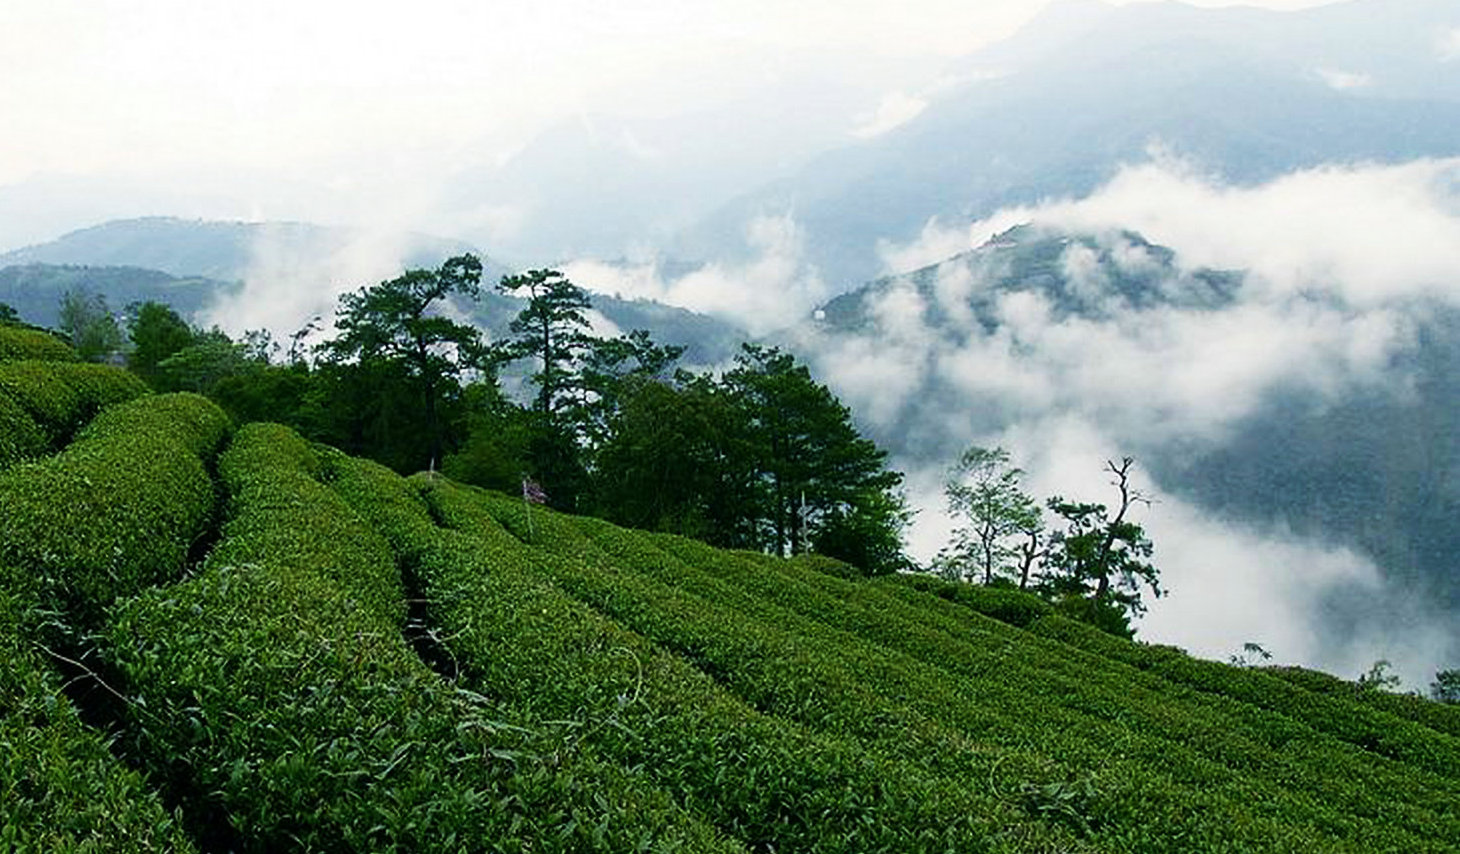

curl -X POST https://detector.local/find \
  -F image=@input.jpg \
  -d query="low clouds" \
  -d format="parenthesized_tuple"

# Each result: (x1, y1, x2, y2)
(561, 213, 830, 337)
(851, 91, 930, 139)
(1313, 67, 1372, 91)
(1439, 27, 1460, 62)
(885, 155, 1460, 305)
(815, 154, 1460, 686)
(205, 225, 416, 340)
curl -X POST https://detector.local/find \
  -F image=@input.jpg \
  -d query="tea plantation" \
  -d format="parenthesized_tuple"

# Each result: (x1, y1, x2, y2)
(2, 332, 1458, 852)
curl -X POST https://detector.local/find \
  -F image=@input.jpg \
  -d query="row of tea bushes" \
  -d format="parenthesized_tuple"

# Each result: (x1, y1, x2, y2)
(0, 362, 149, 465)
(409, 476, 1052, 853)
(0, 571, 194, 853)
(0, 393, 226, 849)
(885, 573, 1055, 628)
(439, 483, 1397, 852)
(493, 495, 1266, 849)
(105, 424, 734, 852)
(1264, 663, 1460, 740)
(0, 392, 229, 630)
(631, 527, 1449, 850)
(0, 326, 75, 363)
(0, 390, 45, 469)
(521, 504, 1450, 851)
(745, 549, 1460, 844)
(320, 452, 750, 854)
(1027, 614, 1460, 779)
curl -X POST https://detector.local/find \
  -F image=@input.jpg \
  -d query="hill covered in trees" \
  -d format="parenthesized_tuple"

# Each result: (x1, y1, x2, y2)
(2, 323, 1458, 851)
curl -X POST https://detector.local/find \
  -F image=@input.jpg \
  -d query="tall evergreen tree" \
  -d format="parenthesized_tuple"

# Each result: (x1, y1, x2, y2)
(593, 375, 761, 547)
(318, 254, 485, 470)
(723, 344, 905, 563)
(126, 301, 197, 384)
(495, 269, 594, 416)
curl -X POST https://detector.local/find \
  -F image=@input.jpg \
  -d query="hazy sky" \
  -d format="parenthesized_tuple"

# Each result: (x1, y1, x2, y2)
(0, 0, 1346, 192)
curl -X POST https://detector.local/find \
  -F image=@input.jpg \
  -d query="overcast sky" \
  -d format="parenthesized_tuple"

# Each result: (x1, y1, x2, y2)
(1, 0, 1345, 196)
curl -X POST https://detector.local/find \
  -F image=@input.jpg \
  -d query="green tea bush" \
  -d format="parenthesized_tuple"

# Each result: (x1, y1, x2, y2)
(0, 572, 194, 853)
(795, 558, 1460, 842)
(784, 552, 862, 580)
(0, 392, 229, 628)
(885, 573, 1054, 627)
(205, 425, 405, 627)
(322, 454, 751, 854)
(577, 516, 1455, 851)
(0, 326, 75, 362)
(1265, 665, 1460, 740)
(106, 426, 739, 853)
(1027, 615, 1460, 782)
(413, 478, 1040, 854)
(0, 390, 46, 469)
(0, 361, 150, 448)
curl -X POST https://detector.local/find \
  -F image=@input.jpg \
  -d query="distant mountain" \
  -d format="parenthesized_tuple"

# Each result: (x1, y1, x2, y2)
(815, 223, 1241, 332)
(0, 264, 235, 329)
(680, 0, 1460, 290)
(785, 223, 1460, 663)
(0, 217, 493, 284)
(0, 218, 748, 366)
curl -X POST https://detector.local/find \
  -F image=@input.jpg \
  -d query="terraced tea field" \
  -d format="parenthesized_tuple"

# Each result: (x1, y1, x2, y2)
(3, 331, 1458, 851)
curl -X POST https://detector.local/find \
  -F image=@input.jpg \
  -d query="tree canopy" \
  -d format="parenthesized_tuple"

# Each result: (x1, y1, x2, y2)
(318, 254, 485, 469)
(938, 446, 1041, 586)
(58, 291, 123, 363)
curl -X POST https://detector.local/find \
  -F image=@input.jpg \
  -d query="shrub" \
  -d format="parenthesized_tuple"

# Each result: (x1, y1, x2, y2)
(107, 426, 739, 853)
(0, 574, 194, 852)
(1026, 615, 1460, 782)
(568, 509, 1455, 851)
(413, 478, 1033, 854)
(0, 361, 150, 447)
(882, 574, 1054, 628)
(1266, 665, 1460, 740)
(0, 326, 75, 362)
(785, 552, 863, 580)
(0, 391, 46, 469)
(0, 392, 229, 629)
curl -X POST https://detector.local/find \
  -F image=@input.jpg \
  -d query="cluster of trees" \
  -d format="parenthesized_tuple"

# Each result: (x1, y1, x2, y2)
(28, 257, 911, 574)
(935, 447, 1161, 634)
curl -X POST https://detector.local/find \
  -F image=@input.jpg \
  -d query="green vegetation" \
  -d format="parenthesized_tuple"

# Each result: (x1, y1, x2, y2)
(412, 483, 1457, 851)
(0, 392, 227, 628)
(934, 447, 1161, 632)
(0, 324, 76, 362)
(1, 265, 1457, 851)
(57, 291, 124, 363)
(0, 576, 194, 852)
(0, 361, 150, 454)
(104, 423, 737, 852)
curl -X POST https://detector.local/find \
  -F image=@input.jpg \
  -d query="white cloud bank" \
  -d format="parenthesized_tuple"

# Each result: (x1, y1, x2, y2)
(1314, 67, 1372, 91)
(1438, 27, 1460, 62)
(852, 91, 930, 139)
(204, 226, 419, 341)
(561, 213, 830, 337)
(822, 154, 1460, 686)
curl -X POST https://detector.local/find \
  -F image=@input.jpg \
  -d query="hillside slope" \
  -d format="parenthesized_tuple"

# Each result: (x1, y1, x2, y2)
(1, 368, 1457, 850)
